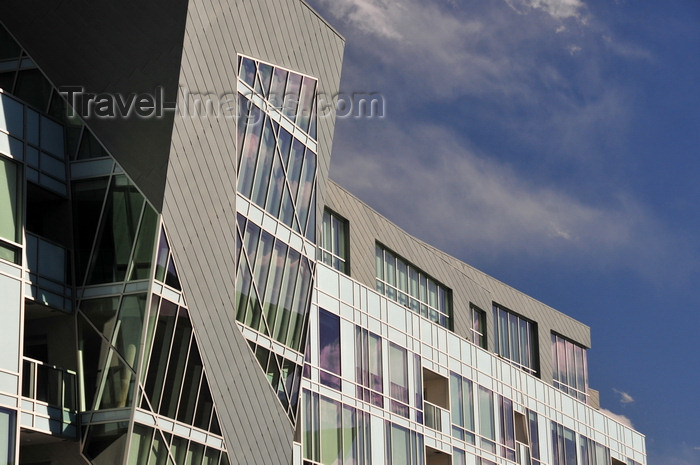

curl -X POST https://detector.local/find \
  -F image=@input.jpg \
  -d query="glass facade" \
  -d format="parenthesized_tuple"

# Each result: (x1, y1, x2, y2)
(0, 12, 647, 465)
(237, 55, 317, 242)
(234, 55, 319, 426)
(306, 265, 647, 465)
(375, 243, 452, 329)
(551, 333, 588, 401)
(493, 305, 539, 376)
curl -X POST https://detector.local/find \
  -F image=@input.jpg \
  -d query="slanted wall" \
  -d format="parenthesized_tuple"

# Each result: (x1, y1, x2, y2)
(162, 0, 344, 463)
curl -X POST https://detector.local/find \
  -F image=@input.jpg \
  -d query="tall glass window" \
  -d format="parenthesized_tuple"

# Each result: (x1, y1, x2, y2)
(450, 372, 475, 443)
(552, 422, 578, 465)
(318, 309, 341, 390)
(528, 410, 541, 465)
(0, 156, 21, 263)
(320, 209, 349, 274)
(478, 386, 496, 452)
(385, 422, 424, 465)
(302, 391, 371, 465)
(237, 55, 317, 242)
(469, 305, 486, 348)
(375, 243, 452, 329)
(140, 295, 222, 433)
(551, 333, 588, 401)
(0, 408, 16, 465)
(388, 342, 409, 418)
(580, 436, 610, 465)
(235, 213, 313, 354)
(499, 395, 516, 461)
(493, 305, 538, 376)
(355, 326, 383, 407)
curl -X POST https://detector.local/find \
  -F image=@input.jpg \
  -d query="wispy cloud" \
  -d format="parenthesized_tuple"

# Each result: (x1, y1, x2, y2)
(318, 0, 403, 39)
(311, 0, 674, 278)
(329, 120, 680, 275)
(599, 408, 634, 428)
(613, 388, 635, 405)
(505, 0, 588, 21)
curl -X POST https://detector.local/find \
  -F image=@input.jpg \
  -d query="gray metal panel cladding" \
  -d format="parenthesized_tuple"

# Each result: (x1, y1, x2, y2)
(1, 0, 189, 211)
(323, 180, 591, 386)
(162, 0, 344, 463)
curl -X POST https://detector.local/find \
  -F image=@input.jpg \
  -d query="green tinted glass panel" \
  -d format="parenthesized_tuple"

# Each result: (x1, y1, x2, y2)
(127, 423, 153, 465)
(83, 422, 129, 464)
(0, 157, 21, 244)
(113, 294, 147, 369)
(87, 175, 144, 285)
(77, 313, 105, 410)
(0, 242, 18, 264)
(97, 348, 136, 409)
(72, 177, 109, 284)
(128, 205, 158, 280)
(80, 296, 120, 342)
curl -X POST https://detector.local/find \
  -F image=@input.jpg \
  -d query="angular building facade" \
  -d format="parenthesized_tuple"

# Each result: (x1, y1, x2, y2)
(0, 1, 646, 465)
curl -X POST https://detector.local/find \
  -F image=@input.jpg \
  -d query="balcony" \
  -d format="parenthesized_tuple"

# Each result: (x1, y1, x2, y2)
(424, 400, 451, 435)
(21, 356, 78, 438)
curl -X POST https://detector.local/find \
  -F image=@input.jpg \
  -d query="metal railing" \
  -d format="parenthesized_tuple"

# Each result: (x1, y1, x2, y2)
(22, 356, 77, 413)
(423, 400, 451, 434)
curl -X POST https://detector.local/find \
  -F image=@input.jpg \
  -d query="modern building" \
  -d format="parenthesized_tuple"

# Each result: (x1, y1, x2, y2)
(0, 1, 646, 465)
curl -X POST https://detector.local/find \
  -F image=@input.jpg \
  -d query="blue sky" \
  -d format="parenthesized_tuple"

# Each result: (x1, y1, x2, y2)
(306, 0, 700, 464)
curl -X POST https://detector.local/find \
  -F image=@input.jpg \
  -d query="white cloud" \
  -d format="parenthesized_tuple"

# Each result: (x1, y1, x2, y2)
(329, 120, 673, 271)
(315, 0, 674, 276)
(506, 0, 587, 20)
(313, 0, 403, 39)
(567, 44, 582, 54)
(599, 408, 634, 428)
(613, 388, 635, 404)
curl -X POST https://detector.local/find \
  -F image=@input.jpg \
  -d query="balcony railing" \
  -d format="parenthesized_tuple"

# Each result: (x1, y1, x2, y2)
(424, 400, 451, 435)
(22, 356, 77, 413)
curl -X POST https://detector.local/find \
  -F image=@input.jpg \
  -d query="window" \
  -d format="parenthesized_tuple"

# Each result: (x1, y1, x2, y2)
(318, 309, 341, 390)
(237, 56, 317, 241)
(386, 422, 424, 465)
(551, 333, 588, 401)
(469, 305, 486, 348)
(0, 155, 21, 263)
(453, 449, 497, 465)
(528, 410, 541, 465)
(235, 213, 313, 354)
(0, 407, 16, 465)
(580, 436, 610, 465)
(355, 327, 383, 407)
(320, 209, 349, 274)
(551, 422, 577, 465)
(302, 391, 371, 465)
(499, 395, 516, 461)
(493, 305, 539, 376)
(450, 372, 475, 443)
(375, 243, 452, 329)
(388, 342, 409, 418)
(478, 386, 496, 452)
